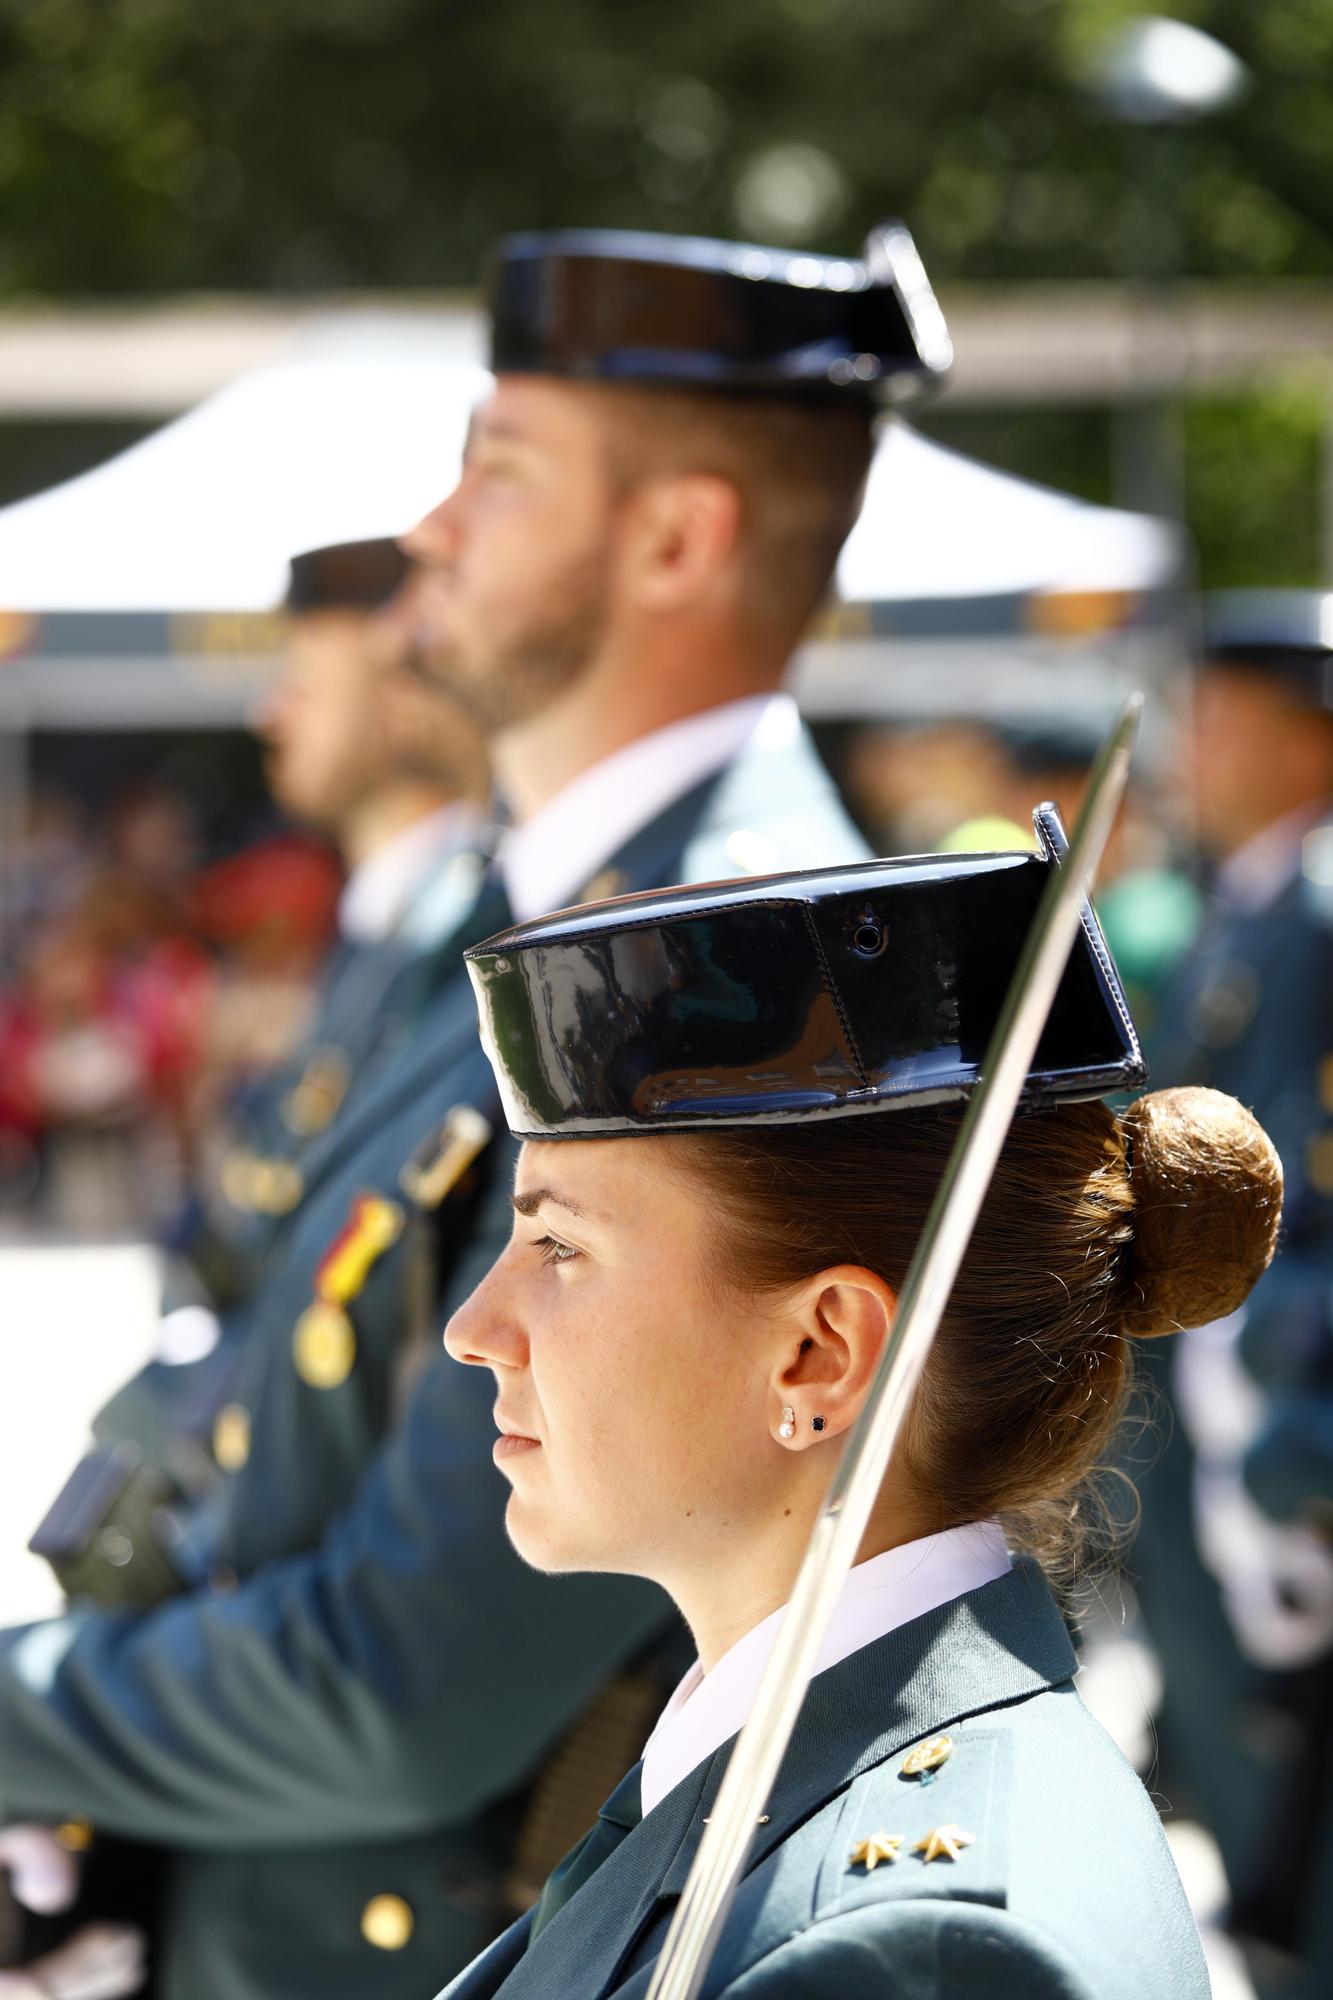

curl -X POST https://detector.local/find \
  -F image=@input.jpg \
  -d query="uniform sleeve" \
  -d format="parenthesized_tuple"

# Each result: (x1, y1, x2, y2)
(713, 1902, 1101, 2000)
(0, 1208, 672, 1851)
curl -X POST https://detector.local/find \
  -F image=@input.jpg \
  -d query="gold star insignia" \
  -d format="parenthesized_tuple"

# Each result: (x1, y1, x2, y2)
(849, 1831, 904, 1871)
(914, 1824, 975, 1863)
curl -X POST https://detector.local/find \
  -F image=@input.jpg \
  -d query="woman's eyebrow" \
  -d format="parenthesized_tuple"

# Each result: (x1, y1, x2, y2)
(512, 1188, 589, 1220)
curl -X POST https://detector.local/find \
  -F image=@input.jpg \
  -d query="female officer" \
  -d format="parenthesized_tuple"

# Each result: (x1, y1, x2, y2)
(438, 822, 1283, 2000)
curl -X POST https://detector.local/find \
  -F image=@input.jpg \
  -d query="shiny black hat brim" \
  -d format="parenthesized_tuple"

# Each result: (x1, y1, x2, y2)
(486, 226, 950, 400)
(465, 808, 1145, 1140)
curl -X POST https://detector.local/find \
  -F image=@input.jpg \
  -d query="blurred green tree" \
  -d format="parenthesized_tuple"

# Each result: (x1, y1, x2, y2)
(0, 1, 1329, 582)
(0, 0, 1330, 296)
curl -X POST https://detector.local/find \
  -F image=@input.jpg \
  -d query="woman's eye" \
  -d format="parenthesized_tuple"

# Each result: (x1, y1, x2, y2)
(534, 1234, 580, 1267)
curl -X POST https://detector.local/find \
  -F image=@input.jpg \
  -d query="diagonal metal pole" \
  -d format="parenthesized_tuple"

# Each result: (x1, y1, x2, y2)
(646, 693, 1143, 2000)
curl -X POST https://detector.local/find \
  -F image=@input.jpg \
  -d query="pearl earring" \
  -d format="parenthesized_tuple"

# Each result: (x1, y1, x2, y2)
(778, 1406, 795, 1440)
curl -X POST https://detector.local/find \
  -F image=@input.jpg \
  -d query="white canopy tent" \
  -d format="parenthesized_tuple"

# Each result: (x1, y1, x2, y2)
(0, 313, 1176, 617)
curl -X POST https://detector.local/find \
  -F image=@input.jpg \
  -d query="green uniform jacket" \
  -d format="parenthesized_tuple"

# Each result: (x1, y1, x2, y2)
(439, 1561, 1208, 2000)
(0, 721, 868, 2000)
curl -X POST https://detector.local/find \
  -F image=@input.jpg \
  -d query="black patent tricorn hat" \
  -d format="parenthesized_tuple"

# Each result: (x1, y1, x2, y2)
(465, 807, 1145, 1140)
(485, 223, 951, 400)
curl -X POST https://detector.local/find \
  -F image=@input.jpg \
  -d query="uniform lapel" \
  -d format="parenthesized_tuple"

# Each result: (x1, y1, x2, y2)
(519, 1562, 1074, 2000)
(490, 1755, 716, 2000)
(436, 1909, 533, 2000)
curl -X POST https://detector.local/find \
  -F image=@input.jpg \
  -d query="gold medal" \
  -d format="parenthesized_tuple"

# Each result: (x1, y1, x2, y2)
(293, 1302, 357, 1389)
(220, 1150, 303, 1215)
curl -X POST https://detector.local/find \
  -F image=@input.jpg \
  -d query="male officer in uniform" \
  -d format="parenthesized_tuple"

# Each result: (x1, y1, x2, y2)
(51, 537, 491, 1559)
(1134, 591, 1333, 1995)
(0, 223, 947, 2000)
(178, 535, 490, 1312)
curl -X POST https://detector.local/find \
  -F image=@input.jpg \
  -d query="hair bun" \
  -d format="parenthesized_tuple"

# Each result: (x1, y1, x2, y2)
(1120, 1087, 1283, 1338)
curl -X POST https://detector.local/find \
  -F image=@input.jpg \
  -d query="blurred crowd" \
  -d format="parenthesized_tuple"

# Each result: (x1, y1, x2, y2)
(0, 781, 341, 1234)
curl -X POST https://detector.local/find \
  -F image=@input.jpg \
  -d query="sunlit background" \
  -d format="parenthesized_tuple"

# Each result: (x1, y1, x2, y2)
(1, 8, 1331, 1995)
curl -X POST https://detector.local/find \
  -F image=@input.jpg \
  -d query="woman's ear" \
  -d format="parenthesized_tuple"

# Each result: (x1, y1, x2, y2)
(769, 1267, 896, 1448)
(620, 474, 741, 614)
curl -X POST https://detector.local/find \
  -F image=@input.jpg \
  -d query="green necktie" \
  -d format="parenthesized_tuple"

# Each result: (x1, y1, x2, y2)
(527, 1762, 644, 1948)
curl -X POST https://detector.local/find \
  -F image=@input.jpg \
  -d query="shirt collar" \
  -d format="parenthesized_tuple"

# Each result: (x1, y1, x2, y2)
(1214, 798, 1333, 915)
(337, 802, 484, 944)
(639, 1520, 1011, 1818)
(498, 694, 794, 926)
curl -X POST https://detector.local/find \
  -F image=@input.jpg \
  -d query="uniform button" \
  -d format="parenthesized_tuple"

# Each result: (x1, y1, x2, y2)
(213, 1403, 251, 1470)
(95, 1527, 134, 1567)
(361, 1894, 414, 1951)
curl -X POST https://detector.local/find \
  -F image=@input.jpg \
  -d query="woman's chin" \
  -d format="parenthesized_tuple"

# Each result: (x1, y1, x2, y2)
(504, 1499, 575, 1574)
(504, 1498, 620, 1578)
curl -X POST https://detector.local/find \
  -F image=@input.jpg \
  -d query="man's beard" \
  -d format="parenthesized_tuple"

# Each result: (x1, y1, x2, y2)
(420, 555, 611, 739)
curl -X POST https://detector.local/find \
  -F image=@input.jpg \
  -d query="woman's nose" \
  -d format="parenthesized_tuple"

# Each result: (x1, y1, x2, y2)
(443, 1260, 527, 1372)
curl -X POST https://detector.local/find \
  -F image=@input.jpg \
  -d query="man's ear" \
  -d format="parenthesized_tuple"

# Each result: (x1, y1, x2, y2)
(767, 1267, 897, 1449)
(621, 474, 742, 614)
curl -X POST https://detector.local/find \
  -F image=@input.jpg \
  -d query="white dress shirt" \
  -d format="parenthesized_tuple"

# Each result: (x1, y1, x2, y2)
(498, 694, 798, 925)
(640, 1520, 1012, 1817)
(337, 801, 485, 945)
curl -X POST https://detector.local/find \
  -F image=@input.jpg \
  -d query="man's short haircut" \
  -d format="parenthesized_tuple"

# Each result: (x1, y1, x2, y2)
(593, 386, 875, 641)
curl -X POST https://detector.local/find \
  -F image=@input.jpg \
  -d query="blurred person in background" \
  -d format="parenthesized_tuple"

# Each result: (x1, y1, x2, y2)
(0, 224, 937, 2000)
(178, 536, 490, 1312)
(0, 538, 490, 1998)
(0, 887, 213, 1236)
(839, 715, 1016, 853)
(1133, 591, 1333, 2000)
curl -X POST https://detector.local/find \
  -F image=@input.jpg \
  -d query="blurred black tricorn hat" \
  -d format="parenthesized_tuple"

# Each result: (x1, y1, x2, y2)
(465, 805, 1144, 1140)
(286, 537, 410, 615)
(1201, 589, 1333, 710)
(484, 222, 951, 401)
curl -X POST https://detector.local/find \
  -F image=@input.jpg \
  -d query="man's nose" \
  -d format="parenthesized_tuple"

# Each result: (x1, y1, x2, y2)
(402, 480, 466, 565)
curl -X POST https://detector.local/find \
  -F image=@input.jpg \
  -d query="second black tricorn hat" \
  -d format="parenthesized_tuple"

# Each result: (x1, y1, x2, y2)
(286, 537, 410, 614)
(465, 807, 1144, 1140)
(485, 223, 951, 400)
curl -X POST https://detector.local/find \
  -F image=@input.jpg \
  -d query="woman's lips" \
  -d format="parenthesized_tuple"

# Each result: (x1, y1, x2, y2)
(493, 1414, 540, 1462)
(494, 1435, 540, 1462)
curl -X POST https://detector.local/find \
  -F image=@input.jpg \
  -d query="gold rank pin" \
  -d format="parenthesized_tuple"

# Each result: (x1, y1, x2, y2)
(900, 1733, 954, 1780)
(220, 1150, 304, 1216)
(849, 1832, 904, 1871)
(914, 1824, 975, 1864)
(281, 1046, 351, 1136)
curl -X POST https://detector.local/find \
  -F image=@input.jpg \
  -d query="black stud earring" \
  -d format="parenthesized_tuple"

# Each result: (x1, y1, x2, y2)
(811, 1415, 826, 1433)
